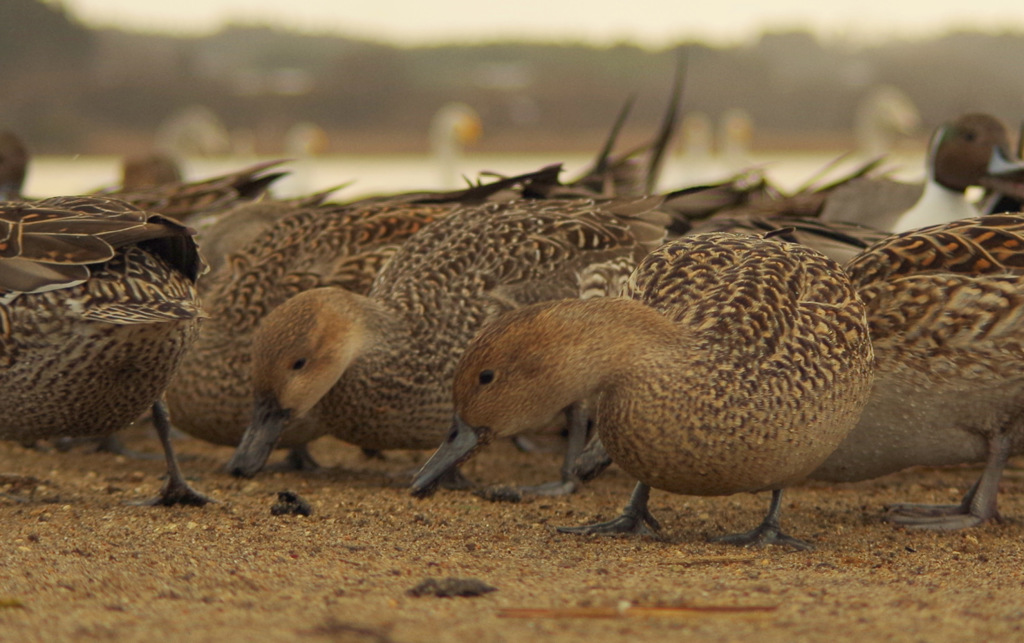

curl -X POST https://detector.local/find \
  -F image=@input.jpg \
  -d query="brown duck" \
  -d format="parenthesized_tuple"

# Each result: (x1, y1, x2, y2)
(166, 167, 569, 468)
(414, 232, 874, 548)
(0, 195, 208, 505)
(811, 214, 1024, 529)
(229, 194, 667, 489)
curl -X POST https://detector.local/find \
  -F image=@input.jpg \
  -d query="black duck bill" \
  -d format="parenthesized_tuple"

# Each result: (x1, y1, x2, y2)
(228, 393, 292, 477)
(410, 415, 485, 497)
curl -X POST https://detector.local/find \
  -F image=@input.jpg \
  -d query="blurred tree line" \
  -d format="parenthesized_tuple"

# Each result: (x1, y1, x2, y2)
(4, 0, 1024, 154)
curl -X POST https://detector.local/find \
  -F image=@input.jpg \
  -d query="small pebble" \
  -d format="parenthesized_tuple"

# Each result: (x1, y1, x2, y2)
(271, 491, 312, 517)
(407, 577, 497, 598)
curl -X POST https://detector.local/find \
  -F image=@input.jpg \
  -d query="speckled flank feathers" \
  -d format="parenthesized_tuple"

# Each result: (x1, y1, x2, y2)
(607, 234, 873, 495)
(812, 214, 1024, 529)
(168, 167, 570, 451)
(167, 198, 455, 448)
(440, 232, 873, 544)
(0, 196, 203, 443)
(230, 194, 666, 476)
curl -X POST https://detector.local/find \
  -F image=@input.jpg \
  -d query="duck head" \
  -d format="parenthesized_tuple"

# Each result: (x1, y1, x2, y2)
(411, 300, 612, 497)
(228, 287, 375, 477)
(931, 113, 1024, 193)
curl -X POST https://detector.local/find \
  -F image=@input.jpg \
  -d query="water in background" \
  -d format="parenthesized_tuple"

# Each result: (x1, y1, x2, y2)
(23, 152, 926, 202)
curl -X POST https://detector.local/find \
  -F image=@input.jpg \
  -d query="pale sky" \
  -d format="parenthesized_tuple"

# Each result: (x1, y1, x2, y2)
(52, 0, 1024, 47)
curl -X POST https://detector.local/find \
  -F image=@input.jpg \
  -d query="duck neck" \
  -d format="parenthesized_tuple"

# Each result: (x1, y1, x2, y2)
(536, 298, 682, 402)
(893, 177, 975, 233)
(322, 289, 403, 364)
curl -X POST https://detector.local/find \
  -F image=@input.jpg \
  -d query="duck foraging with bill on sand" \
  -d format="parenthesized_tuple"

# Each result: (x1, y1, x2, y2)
(412, 231, 874, 549)
(229, 192, 668, 493)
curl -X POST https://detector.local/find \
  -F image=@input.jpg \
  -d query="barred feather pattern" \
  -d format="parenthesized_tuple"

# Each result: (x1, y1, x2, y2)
(314, 197, 666, 450)
(166, 199, 452, 446)
(0, 197, 202, 442)
(814, 214, 1024, 482)
(593, 232, 874, 494)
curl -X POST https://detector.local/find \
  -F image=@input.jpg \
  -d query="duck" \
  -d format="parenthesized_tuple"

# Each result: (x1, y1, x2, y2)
(821, 113, 1024, 232)
(412, 232, 874, 548)
(0, 130, 28, 201)
(809, 214, 1024, 529)
(191, 185, 343, 277)
(0, 195, 209, 505)
(228, 192, 668, 488)
(166, 166, 567, 468)
(166, 198, 457, 465)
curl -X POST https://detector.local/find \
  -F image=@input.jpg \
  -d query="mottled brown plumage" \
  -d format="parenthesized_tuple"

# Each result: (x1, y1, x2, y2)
(229, 195, 667, 478)
(688, 215, 890, 264)
(417, 233, 873, 547)
(167, 201, 450, 450)
(0, 196, 207, 505)
(168, 167, 570, 456)
(811, 214, 1024, 529)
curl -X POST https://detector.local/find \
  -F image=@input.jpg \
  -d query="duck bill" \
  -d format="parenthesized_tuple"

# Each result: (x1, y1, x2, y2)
(410, 415, 480, 498)
(987, 147, 1024, 177)
(981, 148, 1024, 205)
(227, 394, 291, 478)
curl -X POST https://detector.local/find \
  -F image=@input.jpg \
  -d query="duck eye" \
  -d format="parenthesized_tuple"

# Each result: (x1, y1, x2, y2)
(478, 369, 495, 385)
(964, 131, 976, 143)
(292, 358, 308, 371)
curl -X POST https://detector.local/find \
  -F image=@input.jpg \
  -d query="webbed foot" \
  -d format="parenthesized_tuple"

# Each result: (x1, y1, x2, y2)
(558, 482, 660, 536)
(711, 489, 811, 550)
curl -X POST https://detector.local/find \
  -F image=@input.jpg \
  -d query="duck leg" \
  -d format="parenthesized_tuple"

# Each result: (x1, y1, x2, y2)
(573, 434, 614, 482)
(518, 402, 589, 496)
(263, 444, 322, 473)
(887, 432, 1010, 530)
(711, 489, 811, 550)
(135, 399, 213, 507)
(558, 481, 661, 536)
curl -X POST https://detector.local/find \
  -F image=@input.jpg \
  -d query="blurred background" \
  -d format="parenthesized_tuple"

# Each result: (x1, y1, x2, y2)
(6, 0, 1024, 195)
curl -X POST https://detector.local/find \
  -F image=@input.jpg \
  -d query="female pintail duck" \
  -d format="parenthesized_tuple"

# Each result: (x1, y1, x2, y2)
(229, 194, 667, 489)
(166, 198, 457, 465)
(0, 131, 28, 201)
(412, 232, 874, 548)
(166, 167, 568, 468)
(0, 195, 208, 505)
(810, 214, 1024, 529)
(821, 113, 1024, 231)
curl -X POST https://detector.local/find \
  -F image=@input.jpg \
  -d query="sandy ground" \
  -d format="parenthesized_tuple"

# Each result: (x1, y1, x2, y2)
(2, 423, 1024, 643)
